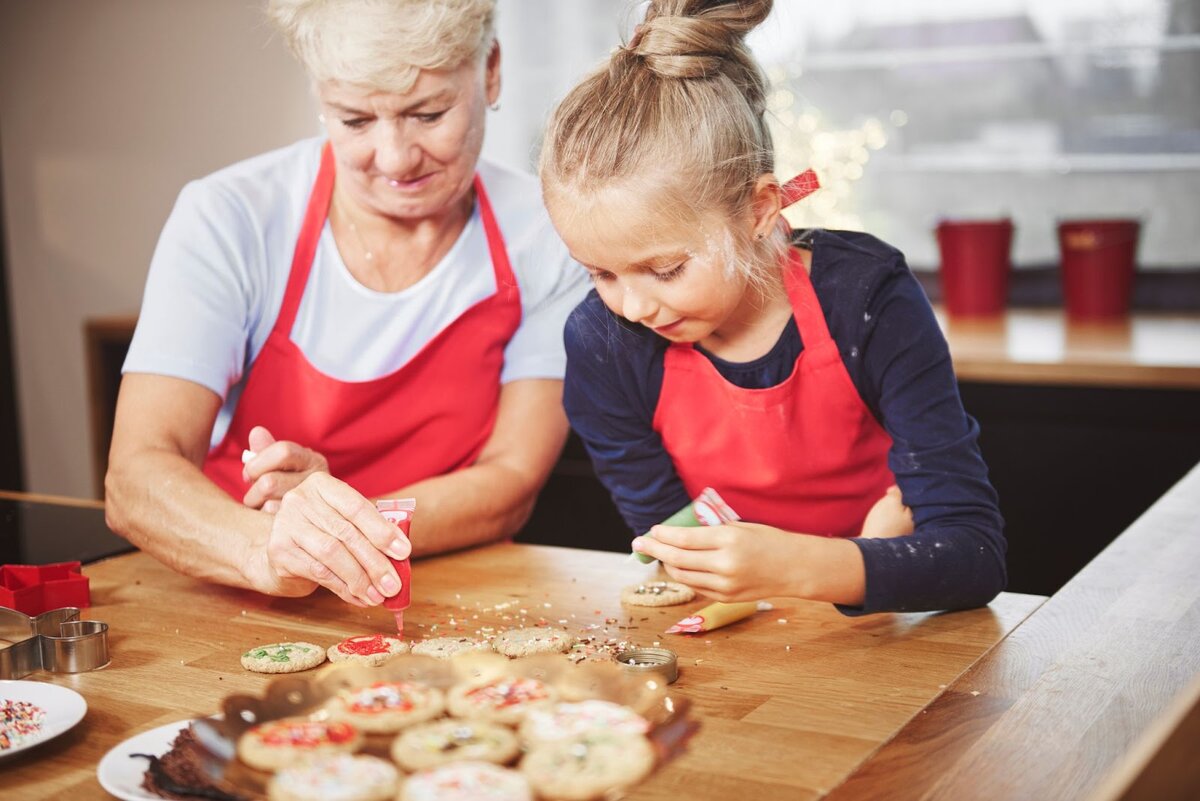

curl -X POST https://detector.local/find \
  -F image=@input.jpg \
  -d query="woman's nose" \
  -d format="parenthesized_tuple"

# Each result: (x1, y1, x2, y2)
(372, 123, 422, 176)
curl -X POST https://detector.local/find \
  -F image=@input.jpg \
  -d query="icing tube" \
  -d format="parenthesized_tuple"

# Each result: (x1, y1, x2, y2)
(634, 487, 741, 564)
(665, 601, 772, 635)
(375, 499, 414, 637)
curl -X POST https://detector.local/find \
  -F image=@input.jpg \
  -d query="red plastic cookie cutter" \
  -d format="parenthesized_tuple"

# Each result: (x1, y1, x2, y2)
(0, 562, 91, 616)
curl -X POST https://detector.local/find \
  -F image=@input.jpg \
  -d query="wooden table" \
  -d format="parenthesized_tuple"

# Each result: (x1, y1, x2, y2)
(826, 460, 1200, 801)
(2, 543, 1042, 800)
(934, 307, 1200, 389)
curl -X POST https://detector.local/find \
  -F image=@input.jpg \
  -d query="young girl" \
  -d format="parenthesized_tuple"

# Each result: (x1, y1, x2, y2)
(539, 0, 1005, 614)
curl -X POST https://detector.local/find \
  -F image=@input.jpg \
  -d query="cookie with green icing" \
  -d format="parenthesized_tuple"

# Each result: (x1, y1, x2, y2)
(240, 641, 326, 674)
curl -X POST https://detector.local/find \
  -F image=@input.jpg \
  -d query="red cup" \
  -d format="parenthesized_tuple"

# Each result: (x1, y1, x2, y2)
(1058, 219, 1140, 320)
(935, 219, 1013, 317)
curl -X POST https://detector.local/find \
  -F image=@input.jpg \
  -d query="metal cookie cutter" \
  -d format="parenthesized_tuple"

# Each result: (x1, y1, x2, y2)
(0, 606, 110, 679)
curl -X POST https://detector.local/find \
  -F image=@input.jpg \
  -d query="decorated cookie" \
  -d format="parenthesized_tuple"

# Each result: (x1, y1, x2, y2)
(327, 634, 410, 667)
(237, 718, 362, 771)
(521, 732, 655, 801)
(447, 676, 557, 726)
(325, 680, 445, 734)
(491, 627, 571, 658)
(400, 762, 532, 801)
(517, 700, 650, 747)
(391, 719, 520, 771)
(411, 637, 492, 659)
(240, 642, 326, 673)
(267, 753, 398, 801)
(620, 580, 695, 607)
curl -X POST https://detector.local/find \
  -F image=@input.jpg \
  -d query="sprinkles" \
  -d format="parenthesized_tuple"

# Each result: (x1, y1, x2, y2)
(1, 700, 46, 750)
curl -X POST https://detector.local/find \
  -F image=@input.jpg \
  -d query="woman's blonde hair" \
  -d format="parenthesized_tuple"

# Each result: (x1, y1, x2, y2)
(267, 0, 496, 94)
(540, 0, 786, 280)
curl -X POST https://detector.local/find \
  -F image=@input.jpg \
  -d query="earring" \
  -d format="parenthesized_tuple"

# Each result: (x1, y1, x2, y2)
(318, 113, 326, 124)
(755, 232, 765, 241)
(489, 101, 501, 112)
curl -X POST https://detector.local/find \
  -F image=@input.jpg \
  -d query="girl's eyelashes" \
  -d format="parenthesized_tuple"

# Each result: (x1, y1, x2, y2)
(588, 270, 616, 283)
(652, 263, 687, 282)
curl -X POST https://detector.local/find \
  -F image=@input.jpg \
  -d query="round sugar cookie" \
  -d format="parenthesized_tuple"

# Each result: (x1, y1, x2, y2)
(400, 762, 532, 801)
(240, 642, 326, 673)
(325, 680, 444, 734)
(491, 627, 571, 658)
(517, 700, 649, 747)
(521, 732, 655, 801)
(391, 719, 519, 771)
(327, 634, 409, 667)
(411, 636, 492, 659)
(620, 580, 695, 607)
(267, 754, 398, 801)
(447, 676, 557, 726)
(237, 718, 362, 771)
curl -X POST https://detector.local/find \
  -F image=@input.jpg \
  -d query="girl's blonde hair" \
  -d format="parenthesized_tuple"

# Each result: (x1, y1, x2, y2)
(266, 0, 496, 94)
(540, 0, 786, 280)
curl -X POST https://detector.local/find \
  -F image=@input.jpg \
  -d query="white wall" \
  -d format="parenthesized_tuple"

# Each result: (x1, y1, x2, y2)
(0, 0, 621, 499)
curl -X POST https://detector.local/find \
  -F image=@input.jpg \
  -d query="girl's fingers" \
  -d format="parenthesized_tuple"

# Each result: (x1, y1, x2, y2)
(645, 524, 723, 549)
(660, 564, 731, 597)
(633, 535, 722, 572)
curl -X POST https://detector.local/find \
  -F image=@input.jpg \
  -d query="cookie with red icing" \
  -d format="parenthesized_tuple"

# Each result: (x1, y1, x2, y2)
(327, 634, 409, 667)
(400, 762, 532, 801)
(267, 754, 398, 801)
(237, 718, 362, 771)
(324, 680, 444, 734)
(446, 676, 557, 726)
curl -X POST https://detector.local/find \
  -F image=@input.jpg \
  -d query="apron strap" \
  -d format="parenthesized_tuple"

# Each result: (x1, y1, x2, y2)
(275, 142, 336, 336)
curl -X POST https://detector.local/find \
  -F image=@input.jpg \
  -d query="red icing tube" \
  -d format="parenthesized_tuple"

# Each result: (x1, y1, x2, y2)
(376, 499, 414, 637)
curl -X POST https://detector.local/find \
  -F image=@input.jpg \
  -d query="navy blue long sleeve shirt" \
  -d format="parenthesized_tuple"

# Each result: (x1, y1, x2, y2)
(563, 229, 1006, 615)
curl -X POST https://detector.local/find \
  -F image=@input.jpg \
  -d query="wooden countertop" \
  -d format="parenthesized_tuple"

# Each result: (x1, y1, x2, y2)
(825, 460, 1200, 800)
(934, 307, 1200, 389)
(2, 543, 1042, 800)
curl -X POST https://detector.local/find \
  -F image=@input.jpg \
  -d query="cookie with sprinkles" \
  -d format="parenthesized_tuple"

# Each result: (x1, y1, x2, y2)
(620, 580, 695, 607)
(240, 641, 326, 673)
(267, 753, 398, 801)
(521, 732, 655, 801)
(447, 676, 558, 726)
(324, 680, 445, 734)
(1, 700, 46, 750)
(517, 700, 650, 748)
(237, 718, 362, 771)
(400, 761, 532, 801)
(410, 636, 492, 659)
(327, 634, 410, 667)
(491, 626, 571, 658)
(391, 719, 519, 771)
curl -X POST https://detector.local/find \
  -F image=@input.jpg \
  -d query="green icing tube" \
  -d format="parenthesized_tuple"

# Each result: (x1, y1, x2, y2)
(634, 488, 740, 563)
(633, 502, 699, 563)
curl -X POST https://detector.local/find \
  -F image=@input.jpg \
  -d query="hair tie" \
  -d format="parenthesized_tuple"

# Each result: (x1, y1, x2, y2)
(781, 169, 820, 208)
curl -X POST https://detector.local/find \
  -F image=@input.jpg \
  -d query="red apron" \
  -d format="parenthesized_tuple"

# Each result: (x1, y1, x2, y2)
(203, 144, 521, 499)
(651, 237, 895, 537)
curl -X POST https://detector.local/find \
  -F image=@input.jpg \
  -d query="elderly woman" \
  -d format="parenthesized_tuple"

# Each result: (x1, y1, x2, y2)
(105, 0, 587, 609)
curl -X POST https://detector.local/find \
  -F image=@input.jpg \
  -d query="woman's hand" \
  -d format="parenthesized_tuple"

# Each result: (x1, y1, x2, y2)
(242, 425, 331, 513)
(632, 522, 804, 602)
(258, 472, 411, 607)
(860, 485, 914, 539)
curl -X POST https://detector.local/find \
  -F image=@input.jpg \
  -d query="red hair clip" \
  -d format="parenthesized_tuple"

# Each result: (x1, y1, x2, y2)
(781, 169, 820, 208)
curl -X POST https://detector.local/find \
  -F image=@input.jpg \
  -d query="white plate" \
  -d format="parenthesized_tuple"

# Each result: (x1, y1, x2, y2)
(96, 718, 195, 801)
(0, 679, 87, 759)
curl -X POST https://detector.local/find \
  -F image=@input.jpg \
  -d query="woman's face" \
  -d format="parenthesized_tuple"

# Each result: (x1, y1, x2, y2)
(317, 48, 499, 223)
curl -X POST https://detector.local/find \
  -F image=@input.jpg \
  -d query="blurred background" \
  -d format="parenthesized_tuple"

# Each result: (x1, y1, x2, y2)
(1, 0, 1198, 593)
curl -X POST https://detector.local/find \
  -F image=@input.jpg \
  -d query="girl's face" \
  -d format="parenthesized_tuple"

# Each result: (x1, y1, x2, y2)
(317, 47, 500, 223)
(546, 187, 760, 345)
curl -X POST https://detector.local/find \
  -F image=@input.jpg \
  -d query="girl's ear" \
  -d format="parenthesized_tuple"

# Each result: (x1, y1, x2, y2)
(750, 173, 783, 240)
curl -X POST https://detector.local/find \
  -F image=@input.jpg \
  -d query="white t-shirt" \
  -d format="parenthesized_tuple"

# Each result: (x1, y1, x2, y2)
(124, 137, 589, 448)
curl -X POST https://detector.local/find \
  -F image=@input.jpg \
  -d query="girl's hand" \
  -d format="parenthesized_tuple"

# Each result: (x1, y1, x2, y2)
(242, 425, 331, 512)
(859, 485, 914, 539)
(632, 521, 803, 602)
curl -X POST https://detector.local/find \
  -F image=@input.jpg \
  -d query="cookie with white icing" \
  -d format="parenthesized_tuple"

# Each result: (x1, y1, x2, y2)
(267, 754, 398, 801)
(237, 718, 362, 771)
(521, 732, 655, 801)
(240, 642, 326, 673)
(620, 580, 695, 607)
(400, 762, 532, 801)
(491, 627, 571, 658)
(324, 680, 444, 734)
(391, 719, 519, 771)
(446, 676, 557, 726)
(411, 636, 492, 659)
(517, 700, 649, 747)
(326, 634, 409, 667)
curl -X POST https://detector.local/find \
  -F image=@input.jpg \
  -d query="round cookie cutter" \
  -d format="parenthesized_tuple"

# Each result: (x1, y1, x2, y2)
(616, 647, 679, 684)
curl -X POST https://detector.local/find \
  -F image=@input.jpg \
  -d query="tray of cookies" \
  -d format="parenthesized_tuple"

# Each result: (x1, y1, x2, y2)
(187, 651, 696, 800)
